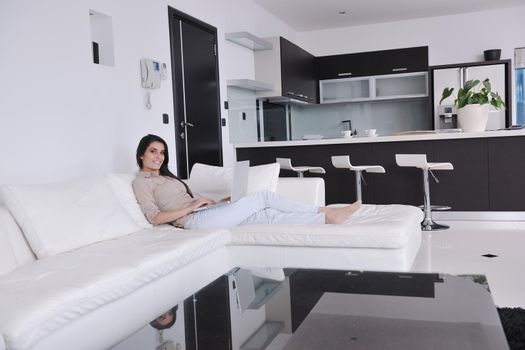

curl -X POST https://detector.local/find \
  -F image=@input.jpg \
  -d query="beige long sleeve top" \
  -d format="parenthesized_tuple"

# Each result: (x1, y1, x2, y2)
(132, 171, 194, 226)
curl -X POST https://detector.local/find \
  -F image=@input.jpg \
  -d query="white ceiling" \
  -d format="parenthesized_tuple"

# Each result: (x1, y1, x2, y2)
(252, 0, 525, 31)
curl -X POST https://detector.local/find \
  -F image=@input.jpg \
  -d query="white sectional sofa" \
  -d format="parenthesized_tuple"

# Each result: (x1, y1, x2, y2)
(0, 164, 422, 350)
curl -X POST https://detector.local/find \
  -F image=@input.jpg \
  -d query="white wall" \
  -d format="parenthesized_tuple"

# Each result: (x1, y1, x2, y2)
(297, 6, 525, 123)
(2, 2, 524, 186)
(297, 6, 525, 64)
(0, 0, 295, 185)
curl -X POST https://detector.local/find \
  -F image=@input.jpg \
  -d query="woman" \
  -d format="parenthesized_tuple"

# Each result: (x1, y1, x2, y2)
(150, 305, 178, 330)
(132, 134, 361, 230)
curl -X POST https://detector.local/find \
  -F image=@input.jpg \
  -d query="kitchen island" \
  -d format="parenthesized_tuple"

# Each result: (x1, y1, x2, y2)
(236, 130, 525, 213)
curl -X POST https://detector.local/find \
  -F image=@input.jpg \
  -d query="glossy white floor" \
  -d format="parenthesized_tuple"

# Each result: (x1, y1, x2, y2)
(410, 220, 525, 308)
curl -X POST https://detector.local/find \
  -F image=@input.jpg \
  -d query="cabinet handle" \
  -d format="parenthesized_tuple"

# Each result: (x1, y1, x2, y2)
(338, 72, 352, 77)
(392, 67, 408, 72)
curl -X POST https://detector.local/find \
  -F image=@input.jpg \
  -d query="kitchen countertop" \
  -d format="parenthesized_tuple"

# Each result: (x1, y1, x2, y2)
(234, 129, 525, 148)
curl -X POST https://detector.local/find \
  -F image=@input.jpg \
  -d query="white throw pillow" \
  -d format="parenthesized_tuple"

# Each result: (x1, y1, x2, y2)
(0, 206, 36, 275)
(188, 163, 233, 201)
(105, 173, 152, 229)
(188, 162, 280, 201)
(0, 176, 142, 258)
(246, 163, 280, 195)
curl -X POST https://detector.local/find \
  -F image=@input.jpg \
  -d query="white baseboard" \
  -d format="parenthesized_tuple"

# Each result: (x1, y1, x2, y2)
(432, 211, 525, 221)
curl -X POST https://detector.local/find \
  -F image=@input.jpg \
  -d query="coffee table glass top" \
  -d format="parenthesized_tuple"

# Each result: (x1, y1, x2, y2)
(231, 269, 508, 350)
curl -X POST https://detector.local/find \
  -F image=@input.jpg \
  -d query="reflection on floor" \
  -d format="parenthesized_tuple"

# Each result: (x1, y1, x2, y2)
(410, 220, 525, 308)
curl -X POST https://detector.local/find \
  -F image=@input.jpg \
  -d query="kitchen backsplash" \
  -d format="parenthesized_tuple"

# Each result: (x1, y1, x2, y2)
(290, 99, 431, 140)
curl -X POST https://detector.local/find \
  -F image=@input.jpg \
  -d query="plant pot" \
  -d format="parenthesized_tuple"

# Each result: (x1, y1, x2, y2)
(484, 49, 501, 61)
(457, 104, 489, 132)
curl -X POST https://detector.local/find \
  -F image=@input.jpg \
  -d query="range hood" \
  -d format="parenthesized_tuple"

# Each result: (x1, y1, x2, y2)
(254, 37, 317, 104)
(258, 96, 310, 105)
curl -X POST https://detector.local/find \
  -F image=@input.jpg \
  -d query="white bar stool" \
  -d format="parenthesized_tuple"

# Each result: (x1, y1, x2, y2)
(331, 155, 385, 202)
(395, 154, 454, 231)
(276, 158, 326, 178)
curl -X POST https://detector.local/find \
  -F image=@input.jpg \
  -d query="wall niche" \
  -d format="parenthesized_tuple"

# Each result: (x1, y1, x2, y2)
(89, 10, 115, 66)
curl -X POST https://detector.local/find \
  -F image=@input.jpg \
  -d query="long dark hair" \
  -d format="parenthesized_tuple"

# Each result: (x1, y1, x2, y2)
(136, 134, 193, 197)
(149, 305, 178, 330)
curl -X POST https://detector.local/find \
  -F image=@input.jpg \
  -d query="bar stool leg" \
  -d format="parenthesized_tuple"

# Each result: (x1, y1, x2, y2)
(421, 169, 449, 231)
(355, 170, 362, 202)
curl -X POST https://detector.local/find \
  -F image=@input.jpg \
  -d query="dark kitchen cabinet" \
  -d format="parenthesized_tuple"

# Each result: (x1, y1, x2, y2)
(289, 269, 441, 332)
(373, 46, 429, 75)
(237, 135, 525, 211)
(280, 37, 318, 103)
(432, 139, 489, 210)
(488, 137, 525, 211)
(317, 46, 428, 80)
(255, 37, 317, 103)
(370, 141, 433, 206)
(316, 51, 376, 80)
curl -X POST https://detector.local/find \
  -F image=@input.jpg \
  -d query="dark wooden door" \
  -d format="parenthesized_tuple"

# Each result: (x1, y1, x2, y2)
(169, 8, 223, 178)
(184, 275, 232, 350)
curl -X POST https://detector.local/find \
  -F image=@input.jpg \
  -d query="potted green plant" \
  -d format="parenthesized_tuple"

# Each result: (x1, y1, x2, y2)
(440, 78, 505, 132)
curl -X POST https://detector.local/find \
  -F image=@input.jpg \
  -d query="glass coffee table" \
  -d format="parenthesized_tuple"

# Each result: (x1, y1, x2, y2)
(184, 269, 509, 350)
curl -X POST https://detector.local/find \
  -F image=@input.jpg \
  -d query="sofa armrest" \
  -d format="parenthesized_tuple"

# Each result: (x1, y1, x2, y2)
(276, 177, 325, 207)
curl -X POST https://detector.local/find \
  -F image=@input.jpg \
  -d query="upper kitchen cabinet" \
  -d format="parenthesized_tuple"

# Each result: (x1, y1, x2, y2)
(255, 37, 318, 103)
(373, 46, 429, 75)
(316, 51, 376, 80)
(317, 46, 428, 80)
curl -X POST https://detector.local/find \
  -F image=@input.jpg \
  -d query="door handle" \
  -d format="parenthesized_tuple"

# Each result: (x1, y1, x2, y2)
(180, 121, 194, 128)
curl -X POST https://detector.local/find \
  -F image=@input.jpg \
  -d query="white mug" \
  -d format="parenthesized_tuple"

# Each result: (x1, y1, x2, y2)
(365, 129, 377, 136)
(342, 130, 352, 138)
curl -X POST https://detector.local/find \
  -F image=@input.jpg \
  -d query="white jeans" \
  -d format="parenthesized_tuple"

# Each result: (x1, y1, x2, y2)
(184, 190, 324, 230)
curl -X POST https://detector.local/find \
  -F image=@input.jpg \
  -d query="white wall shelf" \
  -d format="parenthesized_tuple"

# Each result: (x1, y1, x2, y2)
(225, 32, 273, 51)
(227, 79, 273, 91)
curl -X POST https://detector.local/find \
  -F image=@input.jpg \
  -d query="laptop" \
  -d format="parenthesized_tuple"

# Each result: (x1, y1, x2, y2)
(193, 160, 250, 212)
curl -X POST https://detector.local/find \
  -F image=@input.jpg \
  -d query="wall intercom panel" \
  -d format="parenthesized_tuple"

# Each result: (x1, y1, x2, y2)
(140, 59, 162, 89)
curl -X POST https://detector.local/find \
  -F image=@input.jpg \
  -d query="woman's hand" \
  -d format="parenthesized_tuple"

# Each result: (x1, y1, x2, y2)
(151, 197, 215, 225)
(191, 197, 215, 211)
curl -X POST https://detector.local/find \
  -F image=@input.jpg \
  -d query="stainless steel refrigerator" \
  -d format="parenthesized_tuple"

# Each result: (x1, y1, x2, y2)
(430, 60, 511, 130)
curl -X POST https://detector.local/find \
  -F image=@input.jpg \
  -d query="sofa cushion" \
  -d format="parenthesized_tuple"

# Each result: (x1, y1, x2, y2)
(230, 204, 423, 248)
(0, 206, 35, 276)
(247, 162, 280, 195)
(0, 227, 230, 350)
(0, 176, 143, 258)
(189, 163, 233, 201)
(105, 173, 153, 229)
(189, 162, 280, 202)
(276, 177, 325, 206)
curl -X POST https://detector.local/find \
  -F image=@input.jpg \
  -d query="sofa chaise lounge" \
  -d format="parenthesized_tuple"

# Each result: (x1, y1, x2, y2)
(0, 163, 422, 350)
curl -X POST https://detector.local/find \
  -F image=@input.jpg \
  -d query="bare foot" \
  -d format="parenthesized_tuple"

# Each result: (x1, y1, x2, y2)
(320, 201, 362, 224)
